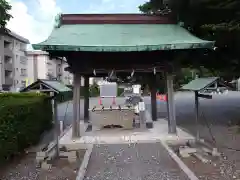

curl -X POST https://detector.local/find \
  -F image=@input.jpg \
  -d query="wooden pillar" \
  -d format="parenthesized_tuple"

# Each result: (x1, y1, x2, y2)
(72, 73, 81, 138)
(150, 75, 157, 121)
(84, 75, 90, 122)
(166, 73, 177, 134)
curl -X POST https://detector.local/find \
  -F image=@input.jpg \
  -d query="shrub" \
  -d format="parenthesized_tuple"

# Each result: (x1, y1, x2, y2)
(0, 93, 52, 163)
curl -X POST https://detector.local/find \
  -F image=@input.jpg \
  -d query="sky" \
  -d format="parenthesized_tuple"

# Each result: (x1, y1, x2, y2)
(6, 0, 146, 49)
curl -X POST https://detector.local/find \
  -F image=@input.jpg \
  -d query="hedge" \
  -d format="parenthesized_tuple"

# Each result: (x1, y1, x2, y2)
(0, 93, 52, 163)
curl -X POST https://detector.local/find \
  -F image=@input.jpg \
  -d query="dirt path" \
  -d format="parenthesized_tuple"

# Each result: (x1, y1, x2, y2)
(84, 143, 189, 180)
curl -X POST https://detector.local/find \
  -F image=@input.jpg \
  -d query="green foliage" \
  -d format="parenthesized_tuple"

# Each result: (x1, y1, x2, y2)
(139, 0, 240, 31)
(89, 82, 100, 97)
(139, 0, 240, 76)
(0, 0, 12, 29)
(139, 0, 165, 14)
(0, 93, 52, 163)
(117, 87, 124, 96)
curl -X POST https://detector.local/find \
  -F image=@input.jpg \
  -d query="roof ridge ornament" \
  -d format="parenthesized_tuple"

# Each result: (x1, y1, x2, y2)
(54, 13, 62, 28)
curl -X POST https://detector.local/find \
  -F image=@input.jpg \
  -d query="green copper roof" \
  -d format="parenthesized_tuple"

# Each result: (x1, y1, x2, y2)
(181, 77, 219, 91)
(20, 79, 71, 93)
(33, 24, 214, 52)
(41, 80, 71, 92)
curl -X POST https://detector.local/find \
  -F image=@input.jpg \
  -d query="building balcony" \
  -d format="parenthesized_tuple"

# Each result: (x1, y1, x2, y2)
(4, 47, 13, 57)
(4, 62, 13, 71)
(5, 77, 13, 85)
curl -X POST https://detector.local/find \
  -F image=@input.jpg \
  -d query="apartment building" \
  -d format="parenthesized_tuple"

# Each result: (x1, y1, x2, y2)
(0, 30, 29, 91)
(26, 50, 73, 86)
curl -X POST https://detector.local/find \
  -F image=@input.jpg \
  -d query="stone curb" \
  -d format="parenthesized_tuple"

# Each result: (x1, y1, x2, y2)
(160, 141, 199, 180)
(76, 144, 93, 180)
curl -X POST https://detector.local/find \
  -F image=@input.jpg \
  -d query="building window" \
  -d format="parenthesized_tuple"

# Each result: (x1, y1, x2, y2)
(20, 43, 26, 51)
(21, 81, 26, 87)
(20, 57, 27, 64)
(5, 70, 12, 77)
(4, 41, 11, 48)
(20, 68, 27, 76)
(4, 56, 11, 63)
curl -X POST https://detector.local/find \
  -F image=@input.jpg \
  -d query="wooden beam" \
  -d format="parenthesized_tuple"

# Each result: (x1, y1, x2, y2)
(61, 14, 174, 25)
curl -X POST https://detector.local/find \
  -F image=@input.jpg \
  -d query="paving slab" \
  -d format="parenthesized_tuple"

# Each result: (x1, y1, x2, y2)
(83, 143, 190, 180)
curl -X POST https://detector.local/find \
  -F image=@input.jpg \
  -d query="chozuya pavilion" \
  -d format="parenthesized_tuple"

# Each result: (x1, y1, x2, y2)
(33, 13, 214, 138)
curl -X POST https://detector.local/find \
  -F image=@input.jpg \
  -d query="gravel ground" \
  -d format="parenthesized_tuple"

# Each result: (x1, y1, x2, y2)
(176, 124, 240, 180)
(84, 143, 189, 180)
(0, 150, 85, 180)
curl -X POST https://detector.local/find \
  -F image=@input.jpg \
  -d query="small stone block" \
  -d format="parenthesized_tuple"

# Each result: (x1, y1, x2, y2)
(69, 151, 77, 156)
(59, 155, 68, 159)
(41, 162, 52, 170)
(59, 152, 70, 157)
(193, 153, 208, 163)
(181, 153, 190, 158)
(180, 147, 197, 154)
(179, 147, 197, 158)
(59, 146, 67, 152)
(68, 155, 77, 159)
(65, 144, 82, 151)
(36, 156, 45, 161)
(212, 148, 221, 157)
(146, 122, 153, 129)
(37, 151, 46, 157)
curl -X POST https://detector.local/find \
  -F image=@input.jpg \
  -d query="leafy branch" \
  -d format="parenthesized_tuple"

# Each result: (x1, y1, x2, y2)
(0, 0, 12, 29)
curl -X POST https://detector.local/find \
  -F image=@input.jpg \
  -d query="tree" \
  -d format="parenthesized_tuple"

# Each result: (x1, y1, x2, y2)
(139, 0, 240, 77)
(0, 0, 12, 29)
(139, 0, 240, 31)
